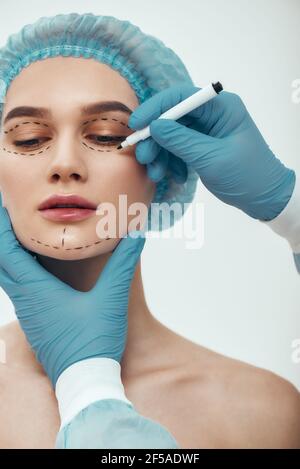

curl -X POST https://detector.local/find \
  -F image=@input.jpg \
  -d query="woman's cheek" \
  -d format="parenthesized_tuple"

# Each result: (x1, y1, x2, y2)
(109, 156, 155, 205)
(0, 176, 34, 216)
(0, 154, 37, 201)
(100, 158, 155, 231)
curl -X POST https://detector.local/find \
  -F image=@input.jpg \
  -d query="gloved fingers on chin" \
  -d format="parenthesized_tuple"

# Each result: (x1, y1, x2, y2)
(92, 232, 146, 295)
(0, 265, 17, 297)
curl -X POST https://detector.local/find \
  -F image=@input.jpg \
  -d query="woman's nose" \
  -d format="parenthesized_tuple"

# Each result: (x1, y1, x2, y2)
(46, 138, 89, 183)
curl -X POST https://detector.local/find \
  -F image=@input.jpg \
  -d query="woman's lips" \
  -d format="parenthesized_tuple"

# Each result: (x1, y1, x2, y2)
(39, 207, 96, 222)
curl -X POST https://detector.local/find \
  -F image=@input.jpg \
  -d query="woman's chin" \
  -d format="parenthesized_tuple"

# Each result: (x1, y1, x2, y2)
(18, 237, 116, 261)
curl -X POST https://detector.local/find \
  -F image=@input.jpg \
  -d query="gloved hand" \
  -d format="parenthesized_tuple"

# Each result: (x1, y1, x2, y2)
(0, 194, 145, 387)
(129, 84, 296, 221)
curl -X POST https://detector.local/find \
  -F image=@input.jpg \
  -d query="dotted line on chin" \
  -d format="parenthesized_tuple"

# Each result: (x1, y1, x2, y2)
(30, 235, 111, 250)
(29, 221, 127, 252)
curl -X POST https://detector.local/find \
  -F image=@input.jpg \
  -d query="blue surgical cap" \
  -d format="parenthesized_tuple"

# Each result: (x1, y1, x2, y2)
(0, 12, 198, 231)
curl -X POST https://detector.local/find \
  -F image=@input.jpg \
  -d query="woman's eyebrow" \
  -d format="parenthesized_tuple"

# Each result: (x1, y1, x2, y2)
(3, 101, 133, 125)
(81, 101, 133, 117)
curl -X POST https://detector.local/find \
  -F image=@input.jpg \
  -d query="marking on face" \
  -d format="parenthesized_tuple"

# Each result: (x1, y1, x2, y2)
(29, 225, 111, 250)
(1, 117, 130, 155)
(2, 118, 130, 252)
(1, 145, 51, 156)
(30, 235, 111, 250)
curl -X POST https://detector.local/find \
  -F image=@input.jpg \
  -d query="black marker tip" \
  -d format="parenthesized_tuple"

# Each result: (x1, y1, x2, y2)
(117, 144, 122, 149)
(212, 81, 223, 94)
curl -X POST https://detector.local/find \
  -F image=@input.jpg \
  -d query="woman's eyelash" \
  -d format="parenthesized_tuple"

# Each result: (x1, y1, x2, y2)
(14, 137, 50, 147)
(12, 135, 126, 148)
(86, 135, 126, 146)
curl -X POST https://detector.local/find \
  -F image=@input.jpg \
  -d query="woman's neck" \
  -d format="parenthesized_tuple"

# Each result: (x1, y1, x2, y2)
(35, 250, 162, 378)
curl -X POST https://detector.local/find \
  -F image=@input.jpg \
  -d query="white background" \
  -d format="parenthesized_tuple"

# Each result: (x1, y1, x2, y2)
(0, 0, 299, 388)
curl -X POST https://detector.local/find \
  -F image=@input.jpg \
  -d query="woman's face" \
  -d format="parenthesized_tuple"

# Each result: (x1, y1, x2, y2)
(0, 57, 156, 260)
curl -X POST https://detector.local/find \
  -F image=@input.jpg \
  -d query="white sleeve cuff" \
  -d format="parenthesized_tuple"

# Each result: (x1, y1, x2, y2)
(55, 357, 134, 430)
(260, 172, 300, 254)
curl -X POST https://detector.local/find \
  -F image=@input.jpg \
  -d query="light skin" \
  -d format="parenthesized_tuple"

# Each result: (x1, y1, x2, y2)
(0, 57, 300, 449)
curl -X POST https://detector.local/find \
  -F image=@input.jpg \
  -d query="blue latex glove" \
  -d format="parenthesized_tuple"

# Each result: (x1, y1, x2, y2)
(0, 195, 145, 387)
(129, 84, 296, 221)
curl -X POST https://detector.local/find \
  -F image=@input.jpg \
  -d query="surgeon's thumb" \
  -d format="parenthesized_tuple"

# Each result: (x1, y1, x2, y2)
(93, 230, 146, 294)
(150, 119, 221, 171)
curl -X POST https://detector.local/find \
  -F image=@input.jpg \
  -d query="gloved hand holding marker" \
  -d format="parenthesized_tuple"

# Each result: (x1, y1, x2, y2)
(118, 82, 223, 186)
(126, 82, 296, 222)
(118, 82, 223, 148)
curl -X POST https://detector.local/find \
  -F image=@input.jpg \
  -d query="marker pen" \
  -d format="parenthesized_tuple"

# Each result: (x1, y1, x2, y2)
(117, 81, 223, 150)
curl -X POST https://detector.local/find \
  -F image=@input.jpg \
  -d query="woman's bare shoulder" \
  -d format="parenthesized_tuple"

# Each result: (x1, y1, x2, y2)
(174, 331, 300, 448)
(0, 321, 16, 365)
(0, 320, 14, 337)
(0, 319, 22, 342)
(0, 320, 28, 362)
(0, 320, 60, 448)
(221, 359, 300, 448)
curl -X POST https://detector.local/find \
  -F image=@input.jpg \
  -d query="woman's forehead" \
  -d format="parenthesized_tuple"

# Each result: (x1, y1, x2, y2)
(4, 56, 139, 112)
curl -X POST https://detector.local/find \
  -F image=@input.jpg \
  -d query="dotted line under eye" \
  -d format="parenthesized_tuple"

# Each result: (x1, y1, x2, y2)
(1, 121, 51, 155)
(80, 117, 129, 152)
(1, 145, 51, 156)
(1, 117, 129, 156)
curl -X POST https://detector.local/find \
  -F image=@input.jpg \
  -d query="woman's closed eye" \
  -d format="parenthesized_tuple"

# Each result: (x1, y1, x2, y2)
(84, 134, 127, 146)
(14, 137, 51, 148)
(12, 134, 127, 149)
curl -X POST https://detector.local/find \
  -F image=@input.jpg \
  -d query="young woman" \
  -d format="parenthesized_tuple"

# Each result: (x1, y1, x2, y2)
(0, 12, 299, 449)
